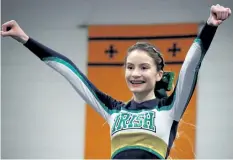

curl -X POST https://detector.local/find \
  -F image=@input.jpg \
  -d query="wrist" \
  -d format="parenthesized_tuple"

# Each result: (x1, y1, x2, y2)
(207, 18, 212, 26)
(198, 21, 218, 52)
(206, 18, 216, 26)
(205, 19, 219, 29)
(18, 34, 29, 44)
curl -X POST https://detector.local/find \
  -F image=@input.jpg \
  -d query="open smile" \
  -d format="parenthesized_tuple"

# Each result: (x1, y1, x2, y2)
(130, 80, 145, 84)
(130, 80, 146, 85)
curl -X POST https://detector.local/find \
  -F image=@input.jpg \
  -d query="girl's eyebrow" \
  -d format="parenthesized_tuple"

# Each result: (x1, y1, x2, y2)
(140, 63, 150, 65)
(126, 62, 133, 65)
(126, 62, 150, 65)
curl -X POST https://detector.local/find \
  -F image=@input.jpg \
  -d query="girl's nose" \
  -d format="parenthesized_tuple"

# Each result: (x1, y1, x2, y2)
(131, 69, 141, 78)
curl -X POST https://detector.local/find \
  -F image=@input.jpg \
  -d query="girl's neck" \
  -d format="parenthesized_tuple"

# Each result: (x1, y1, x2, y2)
(133, 90, 155, 103)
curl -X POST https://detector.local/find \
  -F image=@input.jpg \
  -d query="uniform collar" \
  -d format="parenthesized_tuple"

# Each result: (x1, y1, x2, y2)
(127, 98, 159, 110)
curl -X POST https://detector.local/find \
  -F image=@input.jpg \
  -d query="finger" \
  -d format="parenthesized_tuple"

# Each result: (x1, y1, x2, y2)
(217, 20, 223, 25)
(223, 12, 228, 20)
(220, 6, 226, 19)
(2, 24, 7, 32)
(221, 11, 225, 19)
(216, 4, 222, 11)
(6, 20, 16, 25)
(217, 10, 224, 19)
(2, 23, 11, 32)
(216, 4, 220, 7)
(2, 20, 15, 31)
(217, 11, 221, 19)
(212, 5, 220, 18)
(219, 6, 225, 19)
(228, 8, 232, 16)
(222, 8, 231, 20)
(224, 10, 229, 19)
(211, 5, 218, 13)
(218, 12, 223, 20)
(0, 31, 10, 37)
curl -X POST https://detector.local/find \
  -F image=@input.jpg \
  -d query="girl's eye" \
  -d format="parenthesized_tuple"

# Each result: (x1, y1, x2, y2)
(127, 66, 133, 70)
(141, 66, 149, 70)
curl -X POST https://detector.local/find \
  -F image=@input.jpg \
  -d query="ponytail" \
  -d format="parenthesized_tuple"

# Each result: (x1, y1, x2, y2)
(154, 72, 175, 99)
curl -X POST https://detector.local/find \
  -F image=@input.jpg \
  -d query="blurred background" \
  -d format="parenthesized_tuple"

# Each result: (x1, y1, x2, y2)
(1, 0, 233, 159)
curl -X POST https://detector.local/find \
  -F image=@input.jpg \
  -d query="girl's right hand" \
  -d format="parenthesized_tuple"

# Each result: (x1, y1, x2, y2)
(1, 20, 29, 44)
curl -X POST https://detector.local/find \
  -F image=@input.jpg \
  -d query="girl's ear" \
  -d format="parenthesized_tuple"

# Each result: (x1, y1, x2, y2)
(156, 70, 163, 82)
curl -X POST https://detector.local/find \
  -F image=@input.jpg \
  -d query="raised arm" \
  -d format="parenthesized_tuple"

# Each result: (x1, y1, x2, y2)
(167, 4, 231, 121)
(1, 20, 124, 121)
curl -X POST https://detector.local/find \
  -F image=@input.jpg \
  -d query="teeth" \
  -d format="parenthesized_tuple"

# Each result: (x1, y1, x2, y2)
(130, 80, 145, 84)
